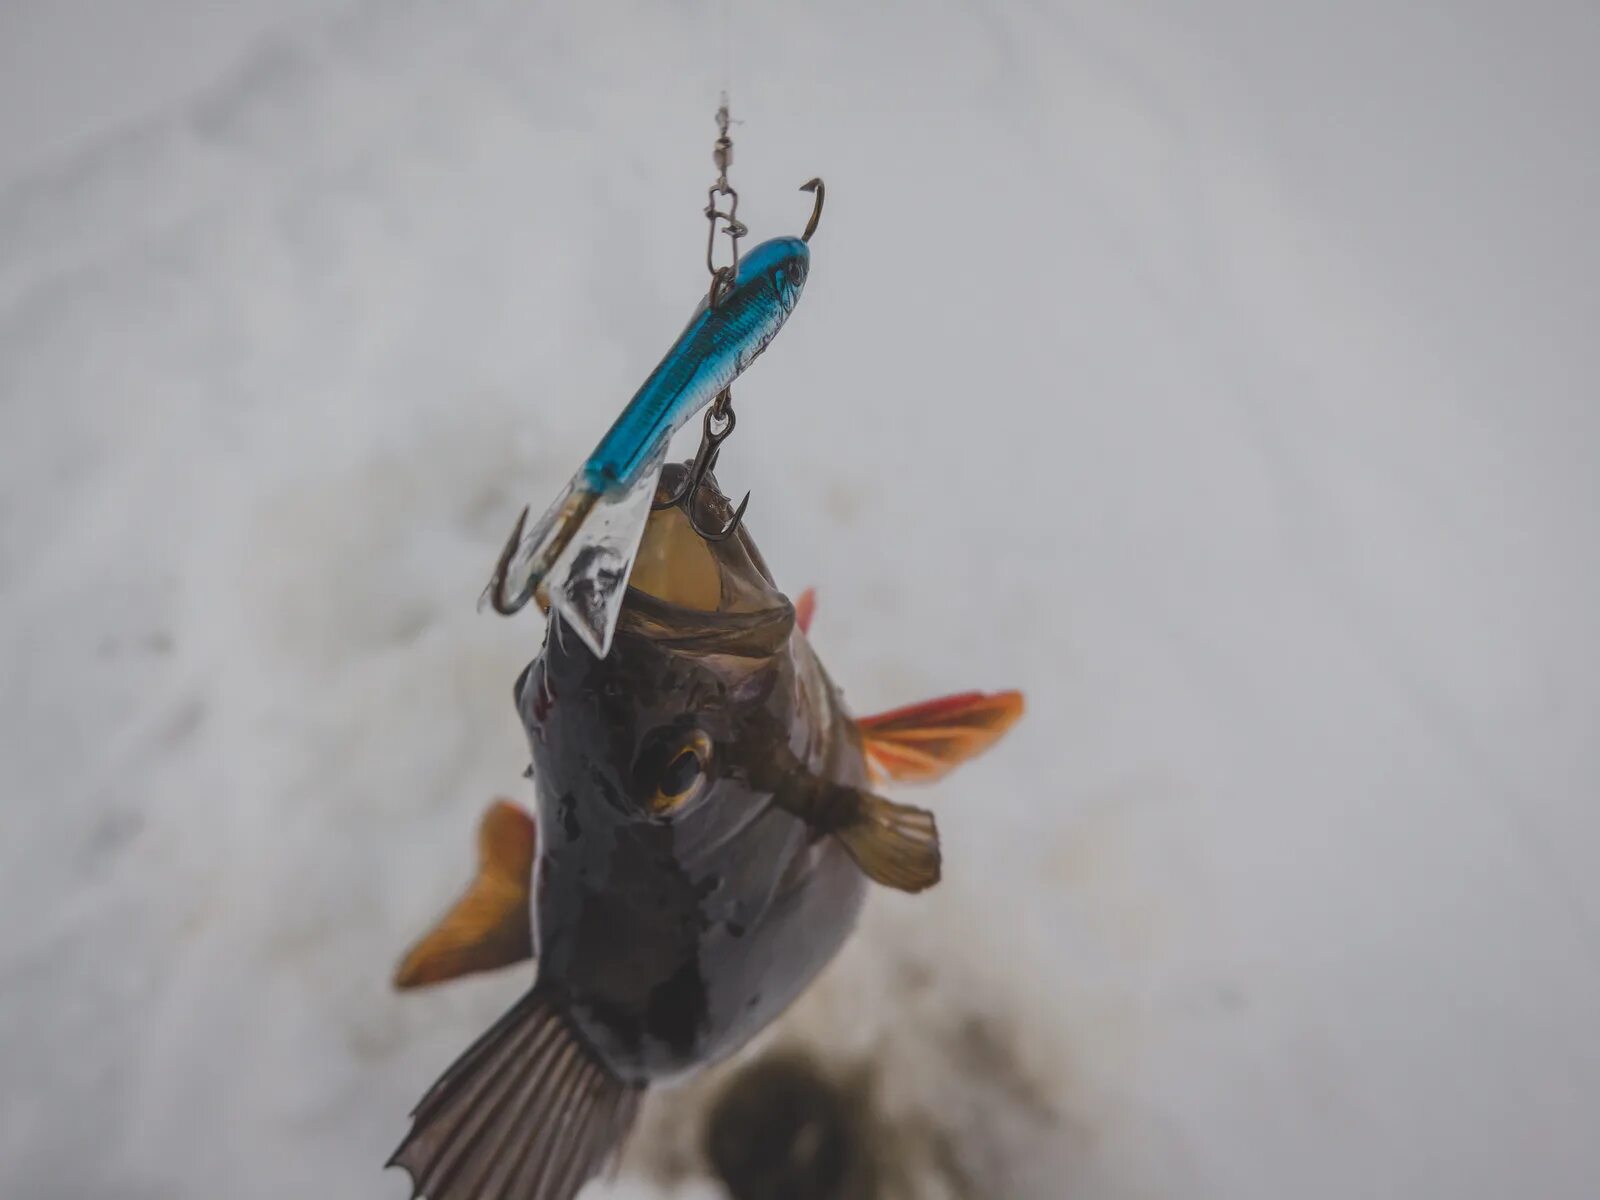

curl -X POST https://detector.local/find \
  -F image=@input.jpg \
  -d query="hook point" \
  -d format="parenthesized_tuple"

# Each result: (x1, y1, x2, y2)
(800, 178, 825, 242)
(698, 490, 751, 542)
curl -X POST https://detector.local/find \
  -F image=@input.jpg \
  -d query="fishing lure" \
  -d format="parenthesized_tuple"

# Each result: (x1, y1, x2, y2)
(485, 196, 822, 661)
(390, 466, 1025, 1200)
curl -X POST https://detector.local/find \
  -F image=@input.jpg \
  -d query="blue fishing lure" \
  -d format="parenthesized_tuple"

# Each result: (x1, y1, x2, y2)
(487, 235, 812, 658)
(585, 237, 809, 491)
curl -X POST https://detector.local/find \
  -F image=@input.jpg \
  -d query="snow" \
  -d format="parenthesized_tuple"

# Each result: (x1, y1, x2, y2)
(2, 2, 1597, 1197)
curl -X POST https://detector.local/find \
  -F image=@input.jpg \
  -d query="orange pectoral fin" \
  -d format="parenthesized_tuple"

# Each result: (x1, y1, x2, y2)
(393, 799, 537, 990)
(858, 690, 1025, 784)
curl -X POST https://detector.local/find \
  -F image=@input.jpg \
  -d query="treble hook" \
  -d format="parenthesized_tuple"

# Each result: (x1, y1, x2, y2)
(651, 396, 750, 541)
(800, 178, 825, 242)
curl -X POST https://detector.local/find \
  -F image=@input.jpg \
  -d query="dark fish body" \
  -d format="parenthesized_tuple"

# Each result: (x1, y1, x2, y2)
(390, 465, 1021, 1200)
(522, 534, 869, 1081)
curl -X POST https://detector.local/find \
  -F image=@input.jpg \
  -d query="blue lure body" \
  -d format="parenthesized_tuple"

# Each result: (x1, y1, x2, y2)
(583, 237, 811, 491)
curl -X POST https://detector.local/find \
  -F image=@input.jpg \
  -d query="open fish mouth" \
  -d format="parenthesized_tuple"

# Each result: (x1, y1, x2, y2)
(619, 463, 795, 659)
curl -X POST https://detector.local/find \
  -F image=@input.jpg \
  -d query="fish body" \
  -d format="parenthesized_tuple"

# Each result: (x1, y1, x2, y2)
(393, 466, 1024, 1200)
(492, 238, 811, 658)
(525, 557, 868, 1080)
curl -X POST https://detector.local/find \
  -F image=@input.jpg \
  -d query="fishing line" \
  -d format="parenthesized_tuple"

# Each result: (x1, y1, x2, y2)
(719, 0, 734, 100)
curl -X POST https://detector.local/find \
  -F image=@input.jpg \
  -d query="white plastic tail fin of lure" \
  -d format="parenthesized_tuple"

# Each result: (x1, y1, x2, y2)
(483, 440, 667, 658)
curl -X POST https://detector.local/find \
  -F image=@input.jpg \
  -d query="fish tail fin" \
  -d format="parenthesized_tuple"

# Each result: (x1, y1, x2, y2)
(389, 989, 642, 1200)
(858, 689, 1025, 784)
(835, 790, 942, 894)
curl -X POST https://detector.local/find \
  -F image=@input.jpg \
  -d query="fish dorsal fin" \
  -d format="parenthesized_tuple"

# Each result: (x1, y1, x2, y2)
(835, 790, 941, 894)
(393, 800, 537, 990)
(857, 690, 1025, 784)
(794, 587, 816, 634)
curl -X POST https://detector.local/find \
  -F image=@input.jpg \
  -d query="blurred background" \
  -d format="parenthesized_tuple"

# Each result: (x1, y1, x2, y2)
(3, 1, 1597, 1197)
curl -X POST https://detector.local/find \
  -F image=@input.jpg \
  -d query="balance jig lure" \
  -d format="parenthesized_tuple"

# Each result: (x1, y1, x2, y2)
(485, 102, 825, 658)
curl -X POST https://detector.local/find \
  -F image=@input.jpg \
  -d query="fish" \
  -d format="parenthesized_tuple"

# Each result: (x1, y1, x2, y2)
(391, 463, 1024, 1200)
(488, 236, 813, 660)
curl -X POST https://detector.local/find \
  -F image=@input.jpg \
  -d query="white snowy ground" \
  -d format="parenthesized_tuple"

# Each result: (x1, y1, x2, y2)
(3, 2, 1598, 1197)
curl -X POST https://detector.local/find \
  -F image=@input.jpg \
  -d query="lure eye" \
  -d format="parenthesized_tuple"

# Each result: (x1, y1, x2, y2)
(644, 729, 712, 817)
(775, 259, 806, 310)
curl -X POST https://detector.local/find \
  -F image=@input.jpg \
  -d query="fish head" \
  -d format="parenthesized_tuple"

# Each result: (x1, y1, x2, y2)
(515, 463, 804, 841)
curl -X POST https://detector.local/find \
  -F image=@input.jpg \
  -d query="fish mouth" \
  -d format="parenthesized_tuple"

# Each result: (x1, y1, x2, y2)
(618, 463, 795, 658)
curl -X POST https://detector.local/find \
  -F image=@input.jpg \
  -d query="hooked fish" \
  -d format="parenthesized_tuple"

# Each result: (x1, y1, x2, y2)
(391, 464, 1023, 1200)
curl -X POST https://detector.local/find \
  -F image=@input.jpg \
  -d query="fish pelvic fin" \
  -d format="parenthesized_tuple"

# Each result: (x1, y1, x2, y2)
(393, 800, 537, 990)
(858, 689, 1025, 784)
(832, 789, 942, 894)
(389, 989, 643, 1200)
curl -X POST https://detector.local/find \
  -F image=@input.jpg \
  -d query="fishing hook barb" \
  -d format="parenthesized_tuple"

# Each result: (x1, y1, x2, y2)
(652, 396, 750, 541)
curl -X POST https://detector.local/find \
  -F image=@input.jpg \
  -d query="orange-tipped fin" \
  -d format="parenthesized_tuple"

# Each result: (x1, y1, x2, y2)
(795, 587, 816, 635)
(858, 690, 1025, 784)
(393, 800, 537, 989)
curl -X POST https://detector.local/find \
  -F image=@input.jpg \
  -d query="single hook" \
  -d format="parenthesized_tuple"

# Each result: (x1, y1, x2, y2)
(486, 505, 534, 615)
(800, 178, 825, 243)
(652, 394, 751, 541)
(485, 485, 597, 616)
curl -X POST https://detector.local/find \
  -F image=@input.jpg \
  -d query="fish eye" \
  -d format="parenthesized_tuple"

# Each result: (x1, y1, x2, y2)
(642, 728, 712, 817)
(659, 747, 702, 797)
